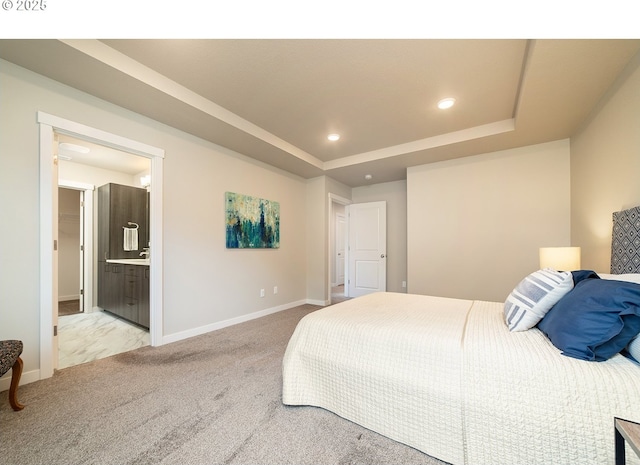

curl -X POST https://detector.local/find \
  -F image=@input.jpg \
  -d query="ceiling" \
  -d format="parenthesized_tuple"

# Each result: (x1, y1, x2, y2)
(1, 39, 639, 187)
(57, 133, 150, 175)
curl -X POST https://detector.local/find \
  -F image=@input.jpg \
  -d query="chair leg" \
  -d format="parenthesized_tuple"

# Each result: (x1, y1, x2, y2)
(9, 356, 24, 411)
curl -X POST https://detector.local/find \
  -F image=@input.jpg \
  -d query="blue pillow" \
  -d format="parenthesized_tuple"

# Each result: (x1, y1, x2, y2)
(571, 269, 600, 284)
(537, 278, 640, 361)
(627, 334, 640, 363)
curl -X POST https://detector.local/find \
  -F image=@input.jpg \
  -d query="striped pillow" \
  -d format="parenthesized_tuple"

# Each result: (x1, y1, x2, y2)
(504, 268, 574, 332)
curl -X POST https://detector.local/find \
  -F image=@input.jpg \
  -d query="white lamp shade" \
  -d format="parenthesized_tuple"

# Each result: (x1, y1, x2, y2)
(539, 247, 581, 271)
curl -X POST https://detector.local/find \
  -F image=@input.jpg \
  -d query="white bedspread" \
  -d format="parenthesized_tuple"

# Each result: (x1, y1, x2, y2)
(283, 292, 473, 464)
(282, 292, 640, 465)
(463, 300, 640, 465)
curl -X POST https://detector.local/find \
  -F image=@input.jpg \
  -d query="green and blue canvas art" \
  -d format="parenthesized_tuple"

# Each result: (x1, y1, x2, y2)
(225, 192, 280, 248)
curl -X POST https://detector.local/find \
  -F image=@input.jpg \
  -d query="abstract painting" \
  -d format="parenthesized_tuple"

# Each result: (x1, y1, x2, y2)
(225, 192, 280, 248)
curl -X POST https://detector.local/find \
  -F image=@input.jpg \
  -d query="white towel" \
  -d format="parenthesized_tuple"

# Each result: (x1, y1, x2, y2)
(123, 227, 138, 251)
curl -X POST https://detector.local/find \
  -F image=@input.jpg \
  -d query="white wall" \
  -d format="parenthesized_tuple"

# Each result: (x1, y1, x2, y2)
(571, 50, 640, 273)
(305, 177, 327, 304)
(60, 160, 143, 188)
(0, 59, 309, 382)
(352, 180, 407, 293)
(306, 176, 352, 304)
(407, 139, 571, 302)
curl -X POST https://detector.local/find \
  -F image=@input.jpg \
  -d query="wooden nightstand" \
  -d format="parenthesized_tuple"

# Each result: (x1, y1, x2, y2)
(615, 417, 640, 465)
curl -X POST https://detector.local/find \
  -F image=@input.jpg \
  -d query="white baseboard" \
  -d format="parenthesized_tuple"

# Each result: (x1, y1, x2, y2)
(0, 368, 40, 392)
(58, 295, 80, 302)
(161, 299, 308, 346)
(3, 300, 325, 392)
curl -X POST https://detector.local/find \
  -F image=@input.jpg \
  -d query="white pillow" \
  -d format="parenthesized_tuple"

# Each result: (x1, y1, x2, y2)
(504, 268, 574, 332)
(598, 273, 640, 284)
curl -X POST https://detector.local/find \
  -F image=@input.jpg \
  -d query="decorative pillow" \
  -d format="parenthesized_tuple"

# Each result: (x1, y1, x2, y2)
(504, 268, 574, 332)
(627, 334, 640, 362)
(572, 269, 600, 284)
(537, 279, 640, 361)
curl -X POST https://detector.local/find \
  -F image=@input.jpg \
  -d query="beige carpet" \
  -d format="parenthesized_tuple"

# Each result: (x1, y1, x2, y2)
(58, 299, 81, 316)
(0, 303, 448, 465)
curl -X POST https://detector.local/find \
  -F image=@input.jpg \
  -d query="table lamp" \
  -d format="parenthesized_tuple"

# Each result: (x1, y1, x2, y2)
(539, 247, 581, 271)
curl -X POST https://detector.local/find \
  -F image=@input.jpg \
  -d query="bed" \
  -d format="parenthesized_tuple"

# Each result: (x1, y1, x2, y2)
(282, 208, 640, 465)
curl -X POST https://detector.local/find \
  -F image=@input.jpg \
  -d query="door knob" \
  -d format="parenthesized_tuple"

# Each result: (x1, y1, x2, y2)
(381, 254, 386, 258)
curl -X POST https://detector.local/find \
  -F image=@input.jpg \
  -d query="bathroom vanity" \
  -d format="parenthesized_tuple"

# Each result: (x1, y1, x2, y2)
(100, 260, 150, 328)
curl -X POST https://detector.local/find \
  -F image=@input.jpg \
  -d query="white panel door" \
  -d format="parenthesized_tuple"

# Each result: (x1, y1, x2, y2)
(347, 201, 386, 298)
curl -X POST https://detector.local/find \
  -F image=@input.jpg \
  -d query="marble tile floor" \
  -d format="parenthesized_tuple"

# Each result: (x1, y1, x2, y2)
(58, 310, 149, 370)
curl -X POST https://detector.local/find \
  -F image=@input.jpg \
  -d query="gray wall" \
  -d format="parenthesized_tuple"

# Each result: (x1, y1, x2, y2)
(3, 48, 640, 388)
(352, 180, 407, 293)
(407, 140, 571, 302)
(0, 59, 310, 382)
(571, 50, 640, 272)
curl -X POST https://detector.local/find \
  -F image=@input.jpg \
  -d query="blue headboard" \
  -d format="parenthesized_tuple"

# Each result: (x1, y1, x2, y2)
(611, 205, 640, 273)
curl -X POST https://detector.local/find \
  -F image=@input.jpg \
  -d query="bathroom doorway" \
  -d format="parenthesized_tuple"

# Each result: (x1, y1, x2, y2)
(56, 133, 152, 369)
(38, 111, 165, 380)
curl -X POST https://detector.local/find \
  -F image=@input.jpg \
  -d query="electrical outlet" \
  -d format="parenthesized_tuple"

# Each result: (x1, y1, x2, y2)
(402, 281, 407, 288)
(260, 289, 265, 298)
(273, 286, 278, 294)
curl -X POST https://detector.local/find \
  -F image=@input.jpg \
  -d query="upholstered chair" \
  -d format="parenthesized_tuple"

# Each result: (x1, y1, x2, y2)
(0, 340, 24, 411)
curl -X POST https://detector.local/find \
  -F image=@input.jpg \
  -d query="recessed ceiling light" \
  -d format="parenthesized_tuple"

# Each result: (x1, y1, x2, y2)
(437, 98, 456, 110)
(327, 133, 340, 141)
(364, 174, 373, 181)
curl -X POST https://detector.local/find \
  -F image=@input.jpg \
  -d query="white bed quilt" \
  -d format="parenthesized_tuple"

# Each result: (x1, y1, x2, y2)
(463, 300, 640, 465)
(283, 292, 473, 465)
(282, 292, 640, 465)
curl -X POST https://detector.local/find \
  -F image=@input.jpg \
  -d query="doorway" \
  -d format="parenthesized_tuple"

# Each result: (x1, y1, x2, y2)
(38, 111, 165, 380)
(56, 135, 152, 369)
(346, 201, 387, 298)
(58, 187, 83, 316)
(328, 194, 351, 304)
(335, 212, 346, 287)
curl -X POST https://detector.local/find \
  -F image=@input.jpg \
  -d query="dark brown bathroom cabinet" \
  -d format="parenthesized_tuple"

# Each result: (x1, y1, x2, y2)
(97, 183, 150, 328)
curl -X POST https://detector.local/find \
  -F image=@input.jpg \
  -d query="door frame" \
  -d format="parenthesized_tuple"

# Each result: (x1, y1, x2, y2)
(335, 212, 346, 286)
(38, 111, 165, 380)
(327, 193, 351, 304)
(58, 180, 95, 315)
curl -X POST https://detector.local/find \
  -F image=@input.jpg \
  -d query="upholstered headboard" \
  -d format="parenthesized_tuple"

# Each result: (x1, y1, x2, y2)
(611, 205, 640, 273)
